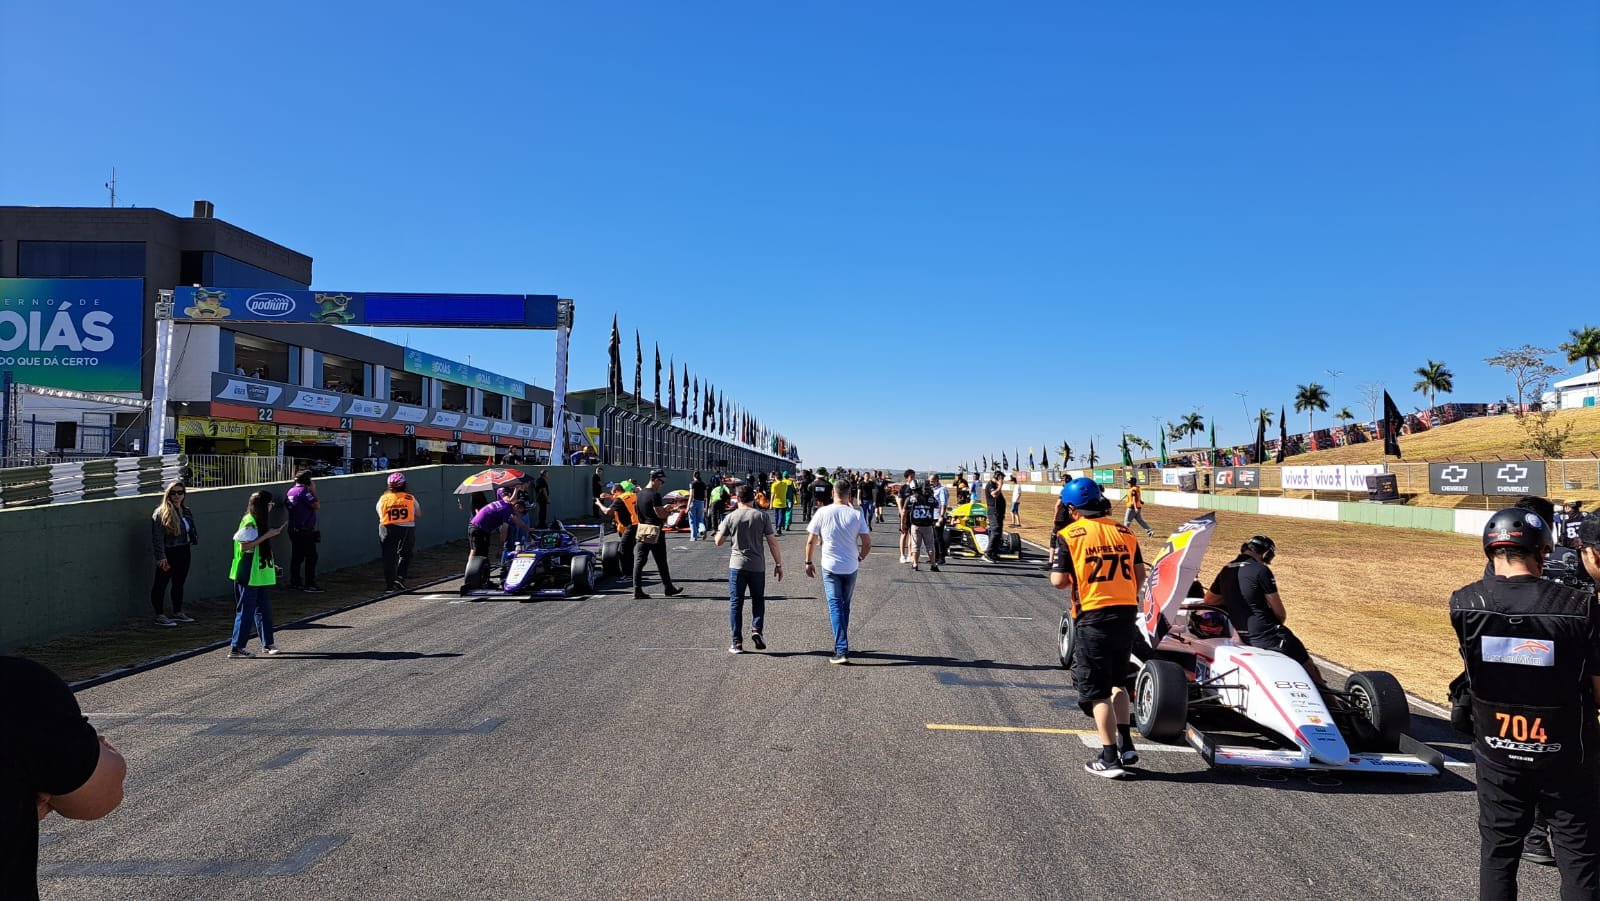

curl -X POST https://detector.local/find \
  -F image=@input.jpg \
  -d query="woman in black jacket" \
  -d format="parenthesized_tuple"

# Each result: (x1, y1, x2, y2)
(150, 481, 199, 626)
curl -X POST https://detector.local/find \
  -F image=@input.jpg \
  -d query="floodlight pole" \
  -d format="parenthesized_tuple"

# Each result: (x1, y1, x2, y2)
(150, 291, 176, 456)
(550, 298, 574, 465)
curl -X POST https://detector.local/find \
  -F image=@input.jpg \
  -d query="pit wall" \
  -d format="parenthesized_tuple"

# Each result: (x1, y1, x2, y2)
(0, 464, 696, 652)
(1017, 483, 1494, 537)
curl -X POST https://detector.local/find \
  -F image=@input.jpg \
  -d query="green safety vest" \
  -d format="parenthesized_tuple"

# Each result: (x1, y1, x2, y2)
(230, 513, 277, 587)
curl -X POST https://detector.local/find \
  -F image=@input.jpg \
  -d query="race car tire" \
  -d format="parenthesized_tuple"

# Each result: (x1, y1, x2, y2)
(600, 540, 623, 577)
(463, 555, 488, 591)
(1006, 533, 1021, 556)
(1133, 660, 1188, 742)
(1345, 670, 1409, 751)
(1057, 613, 1075, 670)
(571, 555, 594, 594)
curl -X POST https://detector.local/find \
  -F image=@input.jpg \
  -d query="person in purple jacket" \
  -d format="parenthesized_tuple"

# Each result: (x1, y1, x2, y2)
(284, 471, 323, 592)
(467, 488, 532, 570)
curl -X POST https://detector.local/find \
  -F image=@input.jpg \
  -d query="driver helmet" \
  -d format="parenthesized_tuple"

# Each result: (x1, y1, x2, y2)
(1484, 507, 1553, 557)
(1059, 477, 1103, 510)
(387, 472, 407, 491)
(1188, 608, 1230, 639)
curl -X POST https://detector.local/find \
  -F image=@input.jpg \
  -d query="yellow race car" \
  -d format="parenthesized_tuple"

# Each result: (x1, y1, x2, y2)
(944, 502, 1023, 559)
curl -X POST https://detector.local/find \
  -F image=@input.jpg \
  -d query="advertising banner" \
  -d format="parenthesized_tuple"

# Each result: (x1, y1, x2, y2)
(173, 286, 560, 329)
(1160, 468, 1196, 486)
(0, 278, 144, 391)
(209, 373, 541, 441)
(403, 347, 527, 397)
(1213, 467, 1261, 489)
(1429, 462, 1485, 496)
(1282, 465, 1387, 491)
(1485, 460, 1547, 497)
(1092, 467, 1118, 485)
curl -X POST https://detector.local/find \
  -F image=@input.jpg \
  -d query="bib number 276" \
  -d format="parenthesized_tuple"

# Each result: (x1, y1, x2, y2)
(1084, 553, 1132, 583)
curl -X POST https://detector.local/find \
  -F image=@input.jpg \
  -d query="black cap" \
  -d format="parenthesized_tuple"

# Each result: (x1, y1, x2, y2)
(650, 469, 667, 480)
(1579, 512, 1600, 548)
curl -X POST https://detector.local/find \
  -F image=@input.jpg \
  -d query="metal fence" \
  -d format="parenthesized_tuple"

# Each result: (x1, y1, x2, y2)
(180, 454, 300, 490)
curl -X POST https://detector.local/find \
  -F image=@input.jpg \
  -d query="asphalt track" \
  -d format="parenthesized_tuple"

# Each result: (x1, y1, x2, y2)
(41, 510, 1556, 900)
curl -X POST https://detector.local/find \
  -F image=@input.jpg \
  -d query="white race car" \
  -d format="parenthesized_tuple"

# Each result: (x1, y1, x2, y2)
(1057, 512, 1443, 776)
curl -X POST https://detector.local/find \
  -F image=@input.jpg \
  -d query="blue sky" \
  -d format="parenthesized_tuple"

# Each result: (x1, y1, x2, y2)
(3, 2, 1596, 469)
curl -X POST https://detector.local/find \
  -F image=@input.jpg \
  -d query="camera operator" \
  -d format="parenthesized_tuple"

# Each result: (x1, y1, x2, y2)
(1448, 507, 1600, 900)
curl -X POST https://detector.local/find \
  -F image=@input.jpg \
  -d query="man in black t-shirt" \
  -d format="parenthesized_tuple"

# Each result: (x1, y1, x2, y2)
(983, 470, 1007, 562)
(798, 470, 815, 521)
(631, 470, 686, 600)
(3, 656, 127, 897)
(1204, 535, 1324, 685)
(809, 472, 833, 514)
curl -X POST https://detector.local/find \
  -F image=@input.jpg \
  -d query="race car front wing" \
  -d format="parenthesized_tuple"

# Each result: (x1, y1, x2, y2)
(1186, 725, 1444, 776)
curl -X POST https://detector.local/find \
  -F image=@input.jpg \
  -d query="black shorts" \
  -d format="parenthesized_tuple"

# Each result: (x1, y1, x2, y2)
(1249, 625, 1311, 666)
(1072, 606, 1138, 709)
(469, 526, 491, 557)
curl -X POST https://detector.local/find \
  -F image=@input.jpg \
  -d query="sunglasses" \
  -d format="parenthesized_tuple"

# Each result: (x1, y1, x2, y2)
(171, 489, 186, 495)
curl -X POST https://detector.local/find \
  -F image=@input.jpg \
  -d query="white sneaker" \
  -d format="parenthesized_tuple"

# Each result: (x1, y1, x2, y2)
(263, 646, 281, 656)
(899, 555, 910, 564)
(155, 615, 177, 627)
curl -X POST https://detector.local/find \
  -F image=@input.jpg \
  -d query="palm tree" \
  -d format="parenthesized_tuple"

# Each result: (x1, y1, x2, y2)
(1413, 360, 1454, 411)
(1294, 382, 1330, 437)
(1559, 325, 1600, 373)
(1257, 407, 1274, 428)
(1179, 412, 1205, 442)
(1166, 422, 1185, 443)
(1335, 407, 1354, 424)
(1125, 434, 1152, 455)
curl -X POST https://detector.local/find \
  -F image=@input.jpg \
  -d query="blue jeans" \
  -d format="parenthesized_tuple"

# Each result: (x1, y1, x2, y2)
(822, 570, 857, 655)
(231, 583, 274, 650)
(689, 499, 707, 539)
(772, 506, 790, 532)
(861, 502, 875, 530)
(1123, 507, 1152, 532)
(729, 568, 767, 642)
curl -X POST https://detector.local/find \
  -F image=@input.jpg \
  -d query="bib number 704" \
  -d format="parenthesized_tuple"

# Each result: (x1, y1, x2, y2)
(1493, 713, 1548, 744)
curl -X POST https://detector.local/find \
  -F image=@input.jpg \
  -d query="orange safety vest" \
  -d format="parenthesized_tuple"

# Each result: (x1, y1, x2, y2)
(1057, 515, 1142, 617)
(378, 491, 419, 527)
(611, 491, 638, 530)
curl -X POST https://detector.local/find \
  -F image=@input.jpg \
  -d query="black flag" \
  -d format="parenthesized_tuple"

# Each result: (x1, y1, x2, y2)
(1041, 446, 1050, 468)
(1275, 405, 1287, 464)
(633, 331, 642, 413)
(607, 314, 622, 404)
(681, 364, 689, 419)
(1253, 412, 1266, 464)
(1382, 390, 1404, 458)
(653, 343, 661, 412)
(667, 357, 676, 418)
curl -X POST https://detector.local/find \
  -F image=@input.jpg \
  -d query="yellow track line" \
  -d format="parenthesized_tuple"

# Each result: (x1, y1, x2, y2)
(925, 724, 1097, 736)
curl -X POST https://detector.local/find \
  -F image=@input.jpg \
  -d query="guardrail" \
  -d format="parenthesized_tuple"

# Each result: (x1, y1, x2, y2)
(179, 454, 299, 490)
(0, 455, 183, 509)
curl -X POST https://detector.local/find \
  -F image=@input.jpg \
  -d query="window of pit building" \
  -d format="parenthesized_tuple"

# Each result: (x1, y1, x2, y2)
(19, 241, 147, 277)
(179, 251, 306, 291)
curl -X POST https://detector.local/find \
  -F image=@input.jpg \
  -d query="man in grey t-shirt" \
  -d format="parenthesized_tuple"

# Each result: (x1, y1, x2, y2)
(715, 485, 783, 654)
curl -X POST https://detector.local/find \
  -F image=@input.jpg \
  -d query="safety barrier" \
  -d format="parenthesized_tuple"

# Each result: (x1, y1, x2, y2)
(0, 455, 183, 509)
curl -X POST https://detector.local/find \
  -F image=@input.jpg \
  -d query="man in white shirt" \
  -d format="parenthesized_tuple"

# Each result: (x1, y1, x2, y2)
(805, 479, 872, 664)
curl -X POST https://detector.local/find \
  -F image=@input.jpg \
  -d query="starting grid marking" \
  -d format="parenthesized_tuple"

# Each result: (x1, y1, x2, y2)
(924, 723, 1475, 768)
